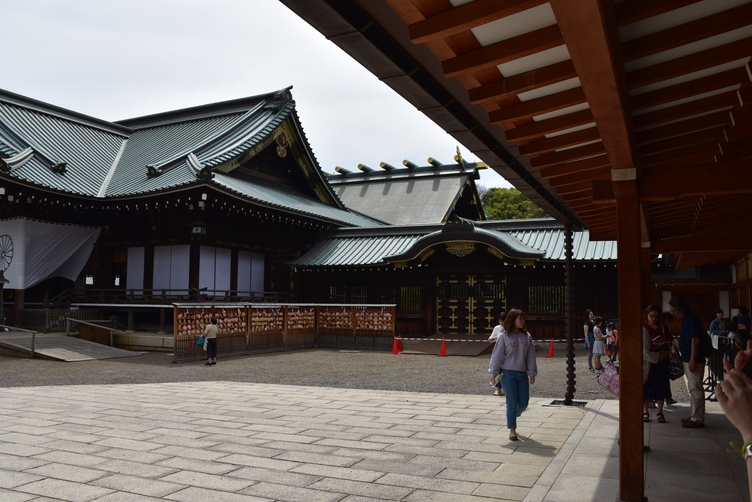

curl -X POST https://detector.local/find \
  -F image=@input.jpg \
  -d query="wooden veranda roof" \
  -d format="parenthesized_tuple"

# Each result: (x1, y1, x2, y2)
(282, 0, 752, 270)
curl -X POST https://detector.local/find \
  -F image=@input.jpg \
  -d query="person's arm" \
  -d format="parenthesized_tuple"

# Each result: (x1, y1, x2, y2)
(488, 333, 506, 381)
(718, 342, 752, 500)
(583, 324, 590, 348)
(526, 333, 537, 384)
(643, 327, 659, 364)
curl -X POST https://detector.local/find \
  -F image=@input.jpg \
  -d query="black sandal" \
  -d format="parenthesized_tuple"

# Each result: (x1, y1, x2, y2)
(657, 413, 666, 423)
(643, 412, 651, 422)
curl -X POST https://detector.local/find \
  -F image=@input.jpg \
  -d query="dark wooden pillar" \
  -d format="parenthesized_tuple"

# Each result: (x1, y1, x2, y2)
(616, 187, 644, 501)
(564, 225, 576, 404)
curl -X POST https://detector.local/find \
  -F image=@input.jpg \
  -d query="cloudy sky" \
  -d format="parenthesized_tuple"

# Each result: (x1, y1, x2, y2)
(2, 0, 511, 189)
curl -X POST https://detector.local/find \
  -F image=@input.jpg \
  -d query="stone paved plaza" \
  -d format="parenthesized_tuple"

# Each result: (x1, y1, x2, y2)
(0, 381, 749, 501)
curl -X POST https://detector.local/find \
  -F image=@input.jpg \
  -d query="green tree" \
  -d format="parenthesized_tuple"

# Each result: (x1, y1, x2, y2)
(480, 187, 548, 220)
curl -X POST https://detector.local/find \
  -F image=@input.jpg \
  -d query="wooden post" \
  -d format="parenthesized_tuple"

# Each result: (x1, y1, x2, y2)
(616, 188, 644, 502)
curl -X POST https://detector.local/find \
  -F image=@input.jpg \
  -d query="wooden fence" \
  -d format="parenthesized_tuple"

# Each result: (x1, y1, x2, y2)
(172, 303, 396, 362)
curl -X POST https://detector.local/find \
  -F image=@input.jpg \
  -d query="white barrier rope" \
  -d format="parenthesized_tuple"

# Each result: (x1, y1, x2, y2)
(395, 336, 587, 343)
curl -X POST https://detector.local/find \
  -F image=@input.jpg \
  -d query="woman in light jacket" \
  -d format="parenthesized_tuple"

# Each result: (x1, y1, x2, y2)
(488, 309, 537, 441)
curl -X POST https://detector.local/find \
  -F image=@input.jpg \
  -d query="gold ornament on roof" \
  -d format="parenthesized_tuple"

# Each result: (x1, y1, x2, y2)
(446, 242, 475, 257)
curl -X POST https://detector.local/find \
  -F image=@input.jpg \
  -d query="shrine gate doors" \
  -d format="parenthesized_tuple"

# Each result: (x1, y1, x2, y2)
(436, 274, 506, 336)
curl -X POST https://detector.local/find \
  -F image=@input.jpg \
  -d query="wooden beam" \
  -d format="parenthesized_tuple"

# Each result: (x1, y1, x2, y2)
(621, 3, 752, 62)
(652, 234, 752, 254)
(626, 37, 752, 91)
(519, 127, 600, 155)
(592, 180, 616, 203)
(489, 87, 586, 123)
(726, 120, 752, 142)
(539, 154, 610, 179)
(614, 0, 702, 27)
(548, 165, 611, 187)
(643, 151, 717, 170)
(634, 110, 729, 144)
(632, 92, 736, 130)
(561, 190, 593, 203)
(442, 24, 563, 78)
(505, 109, 594, 142)
(553, 179, 593, 194)
(640, 161, 752, 200)
(409, 0, 548, 45)
(469, 60, 577, 104)
(530, 141, 605, 169)
(718, 143, 752, 162)
(640, 140, 721, 167)
(549, 0, 638, 176)
(631, 67, 749, 111)
(674, 251, 740, 271)
(637, 126, 726, 157)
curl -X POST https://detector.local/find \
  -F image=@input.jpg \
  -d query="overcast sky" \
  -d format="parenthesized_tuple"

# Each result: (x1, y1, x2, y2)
(2, 0, 511, 188)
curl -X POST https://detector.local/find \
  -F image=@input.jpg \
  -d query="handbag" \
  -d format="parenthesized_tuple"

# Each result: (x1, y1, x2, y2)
(196, 336, 205, 347)
(597, 362, 620, 397)
(668, 341, 684, 381)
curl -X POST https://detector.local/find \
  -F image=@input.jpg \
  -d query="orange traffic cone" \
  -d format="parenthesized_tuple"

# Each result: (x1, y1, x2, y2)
(438, 337, 447, 357)
(546, 338, 555, 358)
(391, 336, 400, 355)
(397, 336, 403, 352)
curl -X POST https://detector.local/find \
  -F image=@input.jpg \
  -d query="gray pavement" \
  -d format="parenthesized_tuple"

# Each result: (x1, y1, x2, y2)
(0, 381, 749, 502)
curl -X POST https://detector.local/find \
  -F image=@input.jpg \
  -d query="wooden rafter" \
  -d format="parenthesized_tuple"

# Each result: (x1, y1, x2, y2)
(489, 86, 585, 123)
(505, 109, 594, 141)
(519, 127, 600, 155)
(540, 154, 610, 178)
(442, 24, 563, 77)
(631, 67, 749, 111)
(632, 91, 737, 130)
(408, 0, 547, 44)
(626, 37, 752, 90)
(621, 3, 752, 62)
(614, 0, 702, 27)
(468, 60, 577, 104)
(530, 142, 605, 169)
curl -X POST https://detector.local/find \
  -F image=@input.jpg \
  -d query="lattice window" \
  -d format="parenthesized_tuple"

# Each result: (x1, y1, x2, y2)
(526, 285, 565, 315)
(399, 286, 422, 313)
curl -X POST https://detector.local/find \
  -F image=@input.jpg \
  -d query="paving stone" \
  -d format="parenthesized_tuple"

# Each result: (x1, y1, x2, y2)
(23, 462, 109, 483)
(0, 487, 38, 501)
(291, 463, 385, 482)
(308, 477, 414, 500)
(13, 477, 114, 501)
(95, 458, 180, 478)
(0, 468, 44, 489)
(164, 486, 271, 501)
(90, 473, 187, 497)
(228, 466, 321, 486)
(240, 481, 346, 502)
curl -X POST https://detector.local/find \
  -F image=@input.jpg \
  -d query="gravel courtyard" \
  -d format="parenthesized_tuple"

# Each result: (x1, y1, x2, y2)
(0, 344, 691, 403)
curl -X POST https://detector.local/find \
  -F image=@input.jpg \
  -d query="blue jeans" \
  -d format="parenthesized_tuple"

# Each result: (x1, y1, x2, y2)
(501, 370, 530, 429)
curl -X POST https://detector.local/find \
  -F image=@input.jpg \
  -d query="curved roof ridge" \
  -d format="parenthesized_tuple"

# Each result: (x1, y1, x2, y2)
(116, 87, 294, 129)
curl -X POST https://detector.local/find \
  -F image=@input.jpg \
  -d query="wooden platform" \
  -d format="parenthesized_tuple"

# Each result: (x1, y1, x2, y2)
(400, 339, 493, 357)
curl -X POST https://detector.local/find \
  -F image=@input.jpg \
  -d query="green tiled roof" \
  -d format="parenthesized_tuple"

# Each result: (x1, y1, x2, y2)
(0, 87, 376, 227)
(290, 218, 617, 267)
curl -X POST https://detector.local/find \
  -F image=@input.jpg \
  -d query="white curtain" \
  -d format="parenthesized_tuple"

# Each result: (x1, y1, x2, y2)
(199, 246, 232, 296)
(126, 247, 145, 292)
(0, 217, 100, 289)
(153, 245, 189, 294)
